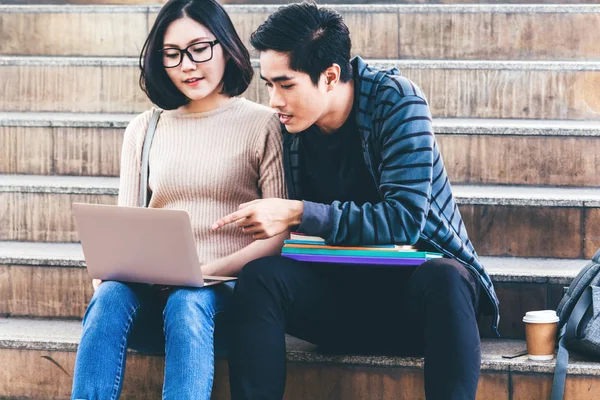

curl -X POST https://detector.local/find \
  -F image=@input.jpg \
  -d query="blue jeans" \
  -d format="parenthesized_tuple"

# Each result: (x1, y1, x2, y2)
(71, 280, 234, 400)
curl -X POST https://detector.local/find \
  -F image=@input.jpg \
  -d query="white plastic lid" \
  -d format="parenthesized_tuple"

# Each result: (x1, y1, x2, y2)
(523, 310, 559, 324)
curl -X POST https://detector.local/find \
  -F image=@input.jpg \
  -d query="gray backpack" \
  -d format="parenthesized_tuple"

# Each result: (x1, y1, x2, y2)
(552, 248, 600, 400)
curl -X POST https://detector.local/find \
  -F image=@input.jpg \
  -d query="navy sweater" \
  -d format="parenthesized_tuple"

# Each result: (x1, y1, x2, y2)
(283, 57, 500, 333)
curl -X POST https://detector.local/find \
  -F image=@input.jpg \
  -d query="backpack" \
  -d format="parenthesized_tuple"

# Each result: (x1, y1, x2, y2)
(552, 248, 600, 400)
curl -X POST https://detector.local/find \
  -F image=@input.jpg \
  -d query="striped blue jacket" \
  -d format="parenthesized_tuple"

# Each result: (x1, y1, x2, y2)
(284, 57, 499, 333)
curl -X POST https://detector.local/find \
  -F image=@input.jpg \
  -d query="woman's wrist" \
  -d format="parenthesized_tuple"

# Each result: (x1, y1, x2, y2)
(201, 261, 220, 277)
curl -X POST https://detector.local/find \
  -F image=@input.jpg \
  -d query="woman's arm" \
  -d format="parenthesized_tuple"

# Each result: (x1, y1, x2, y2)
(201, 231, 287, 276)
(204, 113, 288, 277)
(118, 111, 153, 207)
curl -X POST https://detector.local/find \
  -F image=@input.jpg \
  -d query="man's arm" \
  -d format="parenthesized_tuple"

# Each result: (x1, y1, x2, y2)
(212, 198, 302, 239)
(307, 95, 434, 245)
(213, 94, 434, 246)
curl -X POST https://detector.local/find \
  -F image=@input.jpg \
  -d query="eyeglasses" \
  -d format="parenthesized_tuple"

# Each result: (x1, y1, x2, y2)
(160, 40, 220, 68)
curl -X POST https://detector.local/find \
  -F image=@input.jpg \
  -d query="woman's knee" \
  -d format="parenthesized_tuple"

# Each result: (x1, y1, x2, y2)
(162, 287, 228, 342)
(81, 281, 143, 339)
(84, 282, 139, 321)
(165, 286, 227, 322)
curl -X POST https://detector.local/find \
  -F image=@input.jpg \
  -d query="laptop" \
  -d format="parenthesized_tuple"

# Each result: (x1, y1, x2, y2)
(72, 203, 235, 287)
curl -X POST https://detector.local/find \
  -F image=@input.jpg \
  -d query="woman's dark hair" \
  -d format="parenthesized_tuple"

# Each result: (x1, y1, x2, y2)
(250, 2, 352, 86)
(139, 0, 253, 110)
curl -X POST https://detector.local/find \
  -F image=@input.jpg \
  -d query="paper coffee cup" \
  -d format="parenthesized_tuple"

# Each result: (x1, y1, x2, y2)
(523, 310, 559, 361)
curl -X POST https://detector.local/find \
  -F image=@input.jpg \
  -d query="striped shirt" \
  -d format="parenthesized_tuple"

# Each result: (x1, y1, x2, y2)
(284, 57, 500, 334)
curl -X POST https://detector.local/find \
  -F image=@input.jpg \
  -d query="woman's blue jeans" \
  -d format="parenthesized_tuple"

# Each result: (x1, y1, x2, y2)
(71, 280, 234, 400)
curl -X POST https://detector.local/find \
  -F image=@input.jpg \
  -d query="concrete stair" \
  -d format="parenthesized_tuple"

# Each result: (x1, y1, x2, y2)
(4, 0, 600, 5)
(3, 318, 600, 399)
(0, 112, 127, 177)
(2, 175, 599, 258)
(2, 1, 600, 399)
(0, 175, 117, 242)
(2, 112, 600, 187)
(3, 56, 600, 119)
(2, 5, 600, 60)
(0, 240, 588, 340)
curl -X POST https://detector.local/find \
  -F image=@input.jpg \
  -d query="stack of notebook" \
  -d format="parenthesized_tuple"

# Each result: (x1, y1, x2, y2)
(282, 233, 443, 266)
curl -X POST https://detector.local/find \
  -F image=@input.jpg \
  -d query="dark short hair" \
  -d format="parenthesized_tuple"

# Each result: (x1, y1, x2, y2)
(139, 0, 253, 110)
(250, 2, 352, 86)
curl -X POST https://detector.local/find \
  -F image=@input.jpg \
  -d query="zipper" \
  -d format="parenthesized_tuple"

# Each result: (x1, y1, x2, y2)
(283, 133, 298, 200)
(361, 139, 385, 199)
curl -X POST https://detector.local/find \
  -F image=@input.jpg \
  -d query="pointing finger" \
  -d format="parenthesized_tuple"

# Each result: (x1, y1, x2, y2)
(212, 208, 252, 230)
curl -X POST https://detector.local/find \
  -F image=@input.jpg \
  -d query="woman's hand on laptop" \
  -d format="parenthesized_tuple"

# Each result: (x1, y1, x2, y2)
(92, 279, 103, 291)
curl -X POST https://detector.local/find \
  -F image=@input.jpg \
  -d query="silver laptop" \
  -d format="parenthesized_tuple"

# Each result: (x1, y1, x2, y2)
(72, 203, 235, 287)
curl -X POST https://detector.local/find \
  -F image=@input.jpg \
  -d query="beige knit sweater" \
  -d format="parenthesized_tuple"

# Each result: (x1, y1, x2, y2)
(118, 97, 287, 264)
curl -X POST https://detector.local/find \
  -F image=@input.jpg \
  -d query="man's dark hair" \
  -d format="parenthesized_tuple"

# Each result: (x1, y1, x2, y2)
(139, 0, 253, 110)
(250, 2, 352, 86)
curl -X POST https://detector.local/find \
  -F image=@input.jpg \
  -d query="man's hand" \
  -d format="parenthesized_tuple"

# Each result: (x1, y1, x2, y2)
(212, 199, 303, 239)
(92, 279, 103, 291)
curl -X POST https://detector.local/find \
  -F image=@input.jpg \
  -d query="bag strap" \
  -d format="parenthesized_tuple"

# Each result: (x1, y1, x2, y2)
(138, 109, 162, 208)
(552, 286, 593, 400)
(552, 325, 569, 400)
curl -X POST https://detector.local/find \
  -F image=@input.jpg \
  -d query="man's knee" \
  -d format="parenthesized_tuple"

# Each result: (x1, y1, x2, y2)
(417, 258, 472, 285)
(233, 256, 291, 309)
(410, 259, 481, 328)
(412, 258, 478, 304)
(238, 256, 287, 289)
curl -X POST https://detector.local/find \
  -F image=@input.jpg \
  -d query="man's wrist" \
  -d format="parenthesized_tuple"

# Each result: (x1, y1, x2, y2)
(290, 200, 304, 228)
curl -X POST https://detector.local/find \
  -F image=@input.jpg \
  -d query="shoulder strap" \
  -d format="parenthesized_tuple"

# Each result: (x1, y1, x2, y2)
(552, 326, 569, 400)
(139, 109, 162, 208)
(552, 286, 593, 400)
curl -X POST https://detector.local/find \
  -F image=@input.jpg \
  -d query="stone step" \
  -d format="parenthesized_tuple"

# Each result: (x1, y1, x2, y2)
(0, 175, 118, 242)
(2, 5, 600, 60)
(3, 0, 600, 5)
(479, 256, 583, 339)
(2, 56, 600, 120)
(0, 112, 128, 177)
(220, 0, 600, 3)
(2, 317, 600, 399)
(2, 112, 600, 188)
(1, 175, 599, 259)
(0, 240, 589, 340)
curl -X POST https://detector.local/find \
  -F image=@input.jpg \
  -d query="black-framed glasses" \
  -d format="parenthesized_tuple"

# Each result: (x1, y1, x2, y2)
(160, 40, 220, 68)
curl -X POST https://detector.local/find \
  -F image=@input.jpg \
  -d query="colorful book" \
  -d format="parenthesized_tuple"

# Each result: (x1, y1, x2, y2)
(287, 233, 413, 249)
(284, 239, 336, 246)
(289, 233, 326, 243)
(282, 247, 441, 259)
(282, 253, 438, 266)
(283, 240, 408, 250)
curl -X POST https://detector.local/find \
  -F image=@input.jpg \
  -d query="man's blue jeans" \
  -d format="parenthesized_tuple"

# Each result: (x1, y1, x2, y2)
(71, 280, 234, 400)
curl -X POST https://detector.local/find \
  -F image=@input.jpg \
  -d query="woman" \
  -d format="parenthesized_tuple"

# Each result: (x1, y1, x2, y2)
(70, 0, 286, 398)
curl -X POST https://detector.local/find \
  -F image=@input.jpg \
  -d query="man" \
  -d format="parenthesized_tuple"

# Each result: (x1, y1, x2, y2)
(212, 3, 499, 399)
